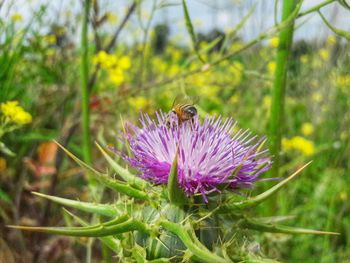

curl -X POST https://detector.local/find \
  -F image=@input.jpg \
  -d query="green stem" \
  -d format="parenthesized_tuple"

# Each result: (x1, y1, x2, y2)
(269, 0, 298, 178)
(297, 0, 335, 17)
(160, 220, 228, 263)
(81, 0, 92, 164)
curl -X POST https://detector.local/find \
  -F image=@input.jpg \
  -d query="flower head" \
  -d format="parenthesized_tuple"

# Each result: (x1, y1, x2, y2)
(1, 101, 32, 125)
(120, 112, 272, 201)
(301, 122, 314, 136)
(269, 37, 279, 48)
(282, 136, 315, 156)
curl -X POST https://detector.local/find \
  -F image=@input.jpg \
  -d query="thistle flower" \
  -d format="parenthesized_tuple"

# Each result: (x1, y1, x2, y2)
(120, 112, 272, 201)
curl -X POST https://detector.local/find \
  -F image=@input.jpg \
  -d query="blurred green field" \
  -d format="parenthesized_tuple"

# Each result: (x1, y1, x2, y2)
(0, 0, 349, 262)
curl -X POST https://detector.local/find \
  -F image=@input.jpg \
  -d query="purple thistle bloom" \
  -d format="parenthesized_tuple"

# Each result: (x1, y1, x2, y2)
(121, 111, 272, 202)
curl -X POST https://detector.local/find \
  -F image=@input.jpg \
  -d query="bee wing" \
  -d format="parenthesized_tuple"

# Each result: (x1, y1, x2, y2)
(172, 94, 199, 107)
(171, 94, 186, 108)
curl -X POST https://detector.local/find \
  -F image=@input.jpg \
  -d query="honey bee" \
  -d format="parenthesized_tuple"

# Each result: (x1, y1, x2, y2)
(167, 95, 198, 127)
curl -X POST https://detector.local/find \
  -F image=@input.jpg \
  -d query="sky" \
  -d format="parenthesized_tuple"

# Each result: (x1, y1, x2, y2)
(1, 0, 350, 44)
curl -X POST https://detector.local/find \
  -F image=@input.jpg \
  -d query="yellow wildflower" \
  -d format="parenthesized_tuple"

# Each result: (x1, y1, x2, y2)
(12, 110, 32, 125)
(319, 48, 329, 61)
(11, 13, 23, 23)
(230, 61, 244, 85)
(109, 68, 125, 85)
(169, 64, 180, 77)
(93, 50, 109, 66)
(171, 49, 182, 61)
(128, 96, 149, 110)
(229, 95, 240, 104)
(1, 101, 20, 117)
(1, 101, 32, 125)
(119, 56, 131, 70)
(312, 92, 322, 102)
(106, 12, 118, 24)
(336, 75, 350, 87)
(267, 61, 276, 76)
(282, 136, 315, 156)
(269, 37, 279, 48)
(301, 122, 314, 136)
(327, 35, 336, 46)
(44, 35, 56, 45)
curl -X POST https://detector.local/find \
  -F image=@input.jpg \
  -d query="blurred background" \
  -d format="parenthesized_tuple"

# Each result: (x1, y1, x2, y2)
(0, 0, 349, 262)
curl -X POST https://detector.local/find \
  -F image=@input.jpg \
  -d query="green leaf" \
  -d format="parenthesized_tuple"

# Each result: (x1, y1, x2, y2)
(62, 209, 121, 252)
(55, 141, 149, 200)
(253, 215, 296, 224)
(96, 173, 150, 200)
(219, 162, 312, 212)
(55, 140, 102, 175)
(239, 217, 339, 235)
(32, 191, 120, 217)
(182, 0, 204, 63)
(95, 142, 147, 189)
(167, 147, 188, 206)
(0, 141, 15, 157)
(8, 215, 151, 237)
(0, 187, 12, 203)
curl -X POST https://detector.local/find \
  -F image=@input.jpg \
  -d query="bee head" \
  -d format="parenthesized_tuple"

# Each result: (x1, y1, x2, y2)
(185, 106, 197, 117)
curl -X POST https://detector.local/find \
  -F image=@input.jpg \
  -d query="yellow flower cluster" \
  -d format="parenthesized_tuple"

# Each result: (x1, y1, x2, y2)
(105, 12, 118, 24)
(282, 136, 315, 156)
(311, 92, 323, 102)
(319, 48, 330, 61)
(11, 13, 23, 23)
(93, 51, 131, 85)
(269, 37, 279, 48)
(267, 61, 276, 76)
(327, 35, 336, 46)
(43, 34, 56, 45)
(301, 122, 314, 136)
(336, 75, 350, 87)
(1, 101, 32, 125)
(128, 96, 150, 111)
(229, 61, 244, 86)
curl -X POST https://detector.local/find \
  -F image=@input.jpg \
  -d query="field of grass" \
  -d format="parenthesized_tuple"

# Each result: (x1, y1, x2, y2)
(0, 0, 349, 262)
